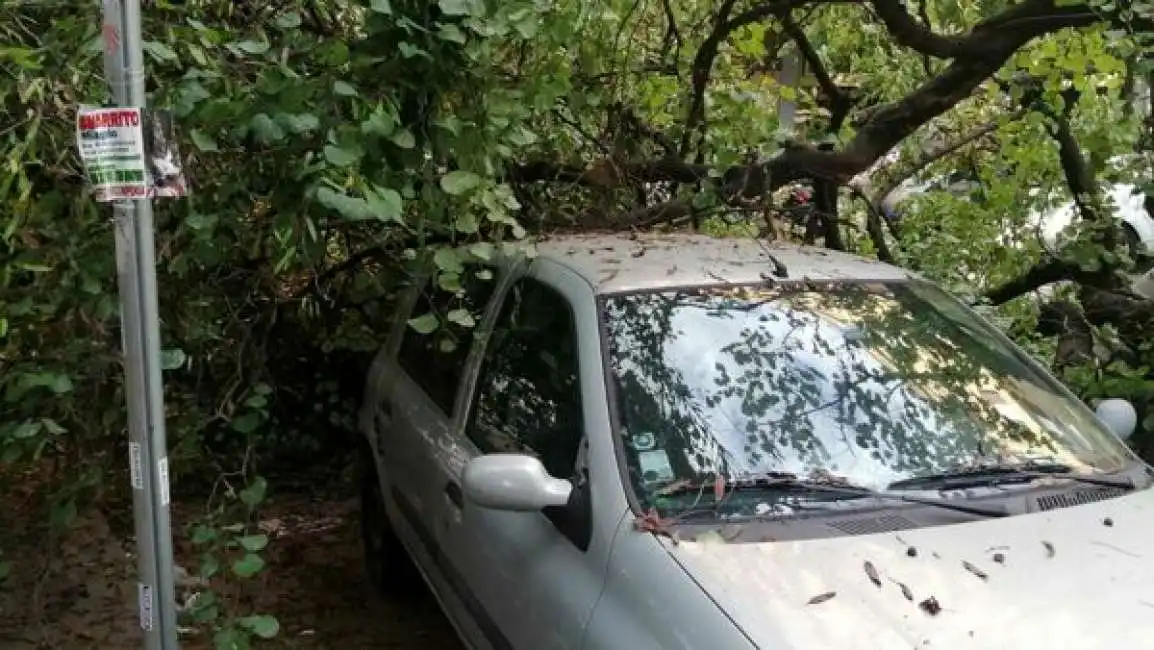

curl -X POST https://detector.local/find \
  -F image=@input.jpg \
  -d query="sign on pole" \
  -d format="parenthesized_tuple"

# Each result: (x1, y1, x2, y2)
(95, 1, 182, 649)
(76, 107, 150, 201)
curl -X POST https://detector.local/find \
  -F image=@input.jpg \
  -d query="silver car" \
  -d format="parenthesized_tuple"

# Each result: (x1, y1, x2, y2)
(358, 232, 1153, 650)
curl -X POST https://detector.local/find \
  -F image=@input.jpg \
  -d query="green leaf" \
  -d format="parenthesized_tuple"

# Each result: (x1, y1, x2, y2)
(143, 40, 178, 62)
(447, 309, 475, 328)
(21, 372, 73, 395)
(274, 12, 302, 28)
(190, 590, 219, 622)
(437, 272, 463, 293)
(361, 105, 397, 136)
(440, 170, 482, 195)
(366, 186, 404, 222)
(468, 242, 495, 260)
(237, 534, 269, 552)
(333, 80, 358, 97)
(232, 553, 265, 578)
(239, 476, 268, 507)
(199, 553, 221, 579)
(13, 421, 41, 439)
(279, 113, 319, 134)
(407, 312, 440, 335)
(389, 129, 416, 149)
(436, 23, 468, 44)
(248, 113, 286, 143)
(437, 0, 474, 16)
(236, 40, 270, 55)
(239, 614, 280, 639)
(323, 144, 361, 167)
(369, 0, 393, 14)
(189, 129, 219, 152)
(40, 418, 65, 435)
(191, 524, 219, 545)
(508, 126, 538, 146)
(316, 187, 373, 220)
(160, 348, 187, 370)
(398, 42, 427, 59)
(230, 412, 262, 434)
(433, 247, 465, 273)
(454, 211, 479, 234)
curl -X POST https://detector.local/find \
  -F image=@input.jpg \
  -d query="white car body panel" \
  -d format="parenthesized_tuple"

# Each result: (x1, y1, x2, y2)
(665, 489, 1154, 650)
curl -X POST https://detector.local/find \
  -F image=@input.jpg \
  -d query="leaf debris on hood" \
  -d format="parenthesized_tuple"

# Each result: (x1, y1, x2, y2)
(633, 508, 678, 544)
(1042, 540, 1056, 558)
(807, 591, 837, 605)
(891, 579, 914, 601)
(919, 596, 942, 616)
(962, 560, 988, 581)
(864, 560, 882, 587)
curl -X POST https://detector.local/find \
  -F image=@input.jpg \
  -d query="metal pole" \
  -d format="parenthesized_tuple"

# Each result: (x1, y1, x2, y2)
(777, 46, 803, 138)
(100, 1, 180, 648)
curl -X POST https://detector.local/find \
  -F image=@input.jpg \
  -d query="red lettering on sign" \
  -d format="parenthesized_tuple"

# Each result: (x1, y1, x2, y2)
(79, 109, 141, 131)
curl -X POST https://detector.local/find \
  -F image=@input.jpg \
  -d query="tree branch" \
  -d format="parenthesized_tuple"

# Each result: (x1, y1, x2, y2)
(780, 12, 852, 123)
(680, 0, 740, 157)
(860, 110, 1023, 206)
(871, 0, 1097, 59)
(870, 0, 966, 58)
(983, 78, 1122, 306)
(509, 0, 1100, 230)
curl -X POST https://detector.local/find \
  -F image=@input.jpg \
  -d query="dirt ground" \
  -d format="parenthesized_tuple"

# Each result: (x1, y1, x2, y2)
(0, 485, 463, 650)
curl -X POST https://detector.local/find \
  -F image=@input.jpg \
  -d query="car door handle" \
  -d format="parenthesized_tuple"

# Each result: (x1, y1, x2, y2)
(375, 403, 392, 427)
(445, 480, 463, 509)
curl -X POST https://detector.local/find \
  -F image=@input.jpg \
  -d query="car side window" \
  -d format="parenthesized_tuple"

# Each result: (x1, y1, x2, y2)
(466, 277, 584, 479)
(397, 267, 498, 414)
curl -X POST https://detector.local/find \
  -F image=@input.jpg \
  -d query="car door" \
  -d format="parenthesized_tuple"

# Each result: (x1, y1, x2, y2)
(435, 264, 612, 650)
(372, 261, 511, 568)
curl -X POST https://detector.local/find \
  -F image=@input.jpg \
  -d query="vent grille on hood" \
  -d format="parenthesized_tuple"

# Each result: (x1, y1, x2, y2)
(1035, 487, 1128, 511)
(826, 514, 918, 535)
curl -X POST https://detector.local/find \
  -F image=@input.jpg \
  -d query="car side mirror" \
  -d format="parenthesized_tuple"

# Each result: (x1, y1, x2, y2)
(1096, 398, 1138, 441)
(461, 453, 573, 512)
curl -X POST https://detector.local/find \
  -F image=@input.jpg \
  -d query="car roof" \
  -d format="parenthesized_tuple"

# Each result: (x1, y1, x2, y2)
(527, 232, 915, 295)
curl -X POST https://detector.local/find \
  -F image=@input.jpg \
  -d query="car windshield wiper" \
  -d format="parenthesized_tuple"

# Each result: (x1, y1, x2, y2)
(656, 472, 1009, 518)
(886, 461, 1136, 491)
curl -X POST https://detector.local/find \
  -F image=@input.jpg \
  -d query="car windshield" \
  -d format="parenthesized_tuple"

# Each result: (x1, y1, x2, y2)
(599, 280, 1133, 515)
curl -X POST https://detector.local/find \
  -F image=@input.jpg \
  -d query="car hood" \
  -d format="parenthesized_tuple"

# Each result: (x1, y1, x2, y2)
(661, 489, 1154, 650)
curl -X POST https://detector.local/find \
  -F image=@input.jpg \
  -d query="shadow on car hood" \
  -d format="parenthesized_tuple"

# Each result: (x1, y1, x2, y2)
(661, 489, 1154, 650)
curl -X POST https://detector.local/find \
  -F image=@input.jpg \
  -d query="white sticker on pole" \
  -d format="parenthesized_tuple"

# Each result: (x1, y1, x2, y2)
(128, 442, 143, 490)
(157, 457, 170, 506)
(138, 582, 154, 631)
(75, 106, 149, 202)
